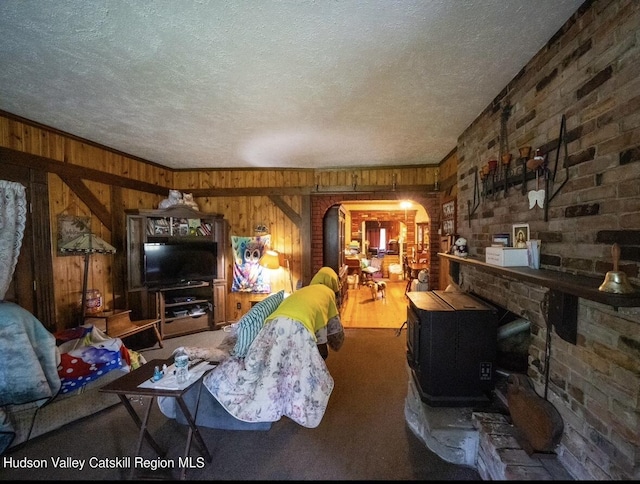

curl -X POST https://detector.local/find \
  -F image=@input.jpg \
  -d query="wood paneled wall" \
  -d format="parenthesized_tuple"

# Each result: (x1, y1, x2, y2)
(0, 114, 169, 326)
(0, 111, 446, 328)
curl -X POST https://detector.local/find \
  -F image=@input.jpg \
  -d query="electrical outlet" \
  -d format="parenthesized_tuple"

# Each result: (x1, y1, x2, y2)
(236, 302, 241, 310)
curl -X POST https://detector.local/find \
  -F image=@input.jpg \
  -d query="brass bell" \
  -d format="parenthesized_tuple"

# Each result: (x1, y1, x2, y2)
(598, 243, 635, 294)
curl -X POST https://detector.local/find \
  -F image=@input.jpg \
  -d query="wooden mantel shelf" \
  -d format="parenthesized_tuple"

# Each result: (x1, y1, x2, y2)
(438, 253, 640, 308)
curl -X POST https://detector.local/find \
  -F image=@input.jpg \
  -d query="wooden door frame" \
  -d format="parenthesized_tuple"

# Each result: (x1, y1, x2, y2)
(0, 161, 55, 328)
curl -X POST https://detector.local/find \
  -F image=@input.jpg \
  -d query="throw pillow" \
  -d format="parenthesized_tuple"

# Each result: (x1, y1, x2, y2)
(232, 290, 284, 358)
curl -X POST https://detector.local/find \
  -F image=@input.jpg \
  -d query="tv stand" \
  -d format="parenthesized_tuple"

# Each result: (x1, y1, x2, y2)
(125, 207, 229, 329)
(152, 282, 214, 339)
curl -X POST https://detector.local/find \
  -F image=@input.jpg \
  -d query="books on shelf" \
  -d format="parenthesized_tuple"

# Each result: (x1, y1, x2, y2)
(146, 217, 212, 237)
(197, 222, 212, 236)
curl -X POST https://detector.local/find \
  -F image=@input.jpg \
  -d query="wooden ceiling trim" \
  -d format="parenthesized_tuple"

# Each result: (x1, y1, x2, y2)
(0, 147, 167, 196)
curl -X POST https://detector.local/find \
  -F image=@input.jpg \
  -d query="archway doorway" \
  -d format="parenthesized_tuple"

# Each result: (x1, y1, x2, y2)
(311, 193, 440, 329)
(311, 192, 441, 290)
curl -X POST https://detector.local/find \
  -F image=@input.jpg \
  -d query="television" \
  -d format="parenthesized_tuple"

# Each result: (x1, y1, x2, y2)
(143, 241, 217, 287)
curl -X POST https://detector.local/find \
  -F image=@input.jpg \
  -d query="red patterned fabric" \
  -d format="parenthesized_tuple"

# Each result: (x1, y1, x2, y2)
(56, 325, 131, 395)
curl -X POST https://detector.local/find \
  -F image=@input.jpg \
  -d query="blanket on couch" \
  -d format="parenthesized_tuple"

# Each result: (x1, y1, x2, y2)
(0, 302, 60, 407)
(0, 301, 61, 454)
(157, 317, 335, 429)
(56, 325, 133, 395)
(0, 304, 141, 454)
(203, 316, 334, 428)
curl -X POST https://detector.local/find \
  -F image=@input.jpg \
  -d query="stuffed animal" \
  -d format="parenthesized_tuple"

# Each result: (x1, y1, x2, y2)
(453, 237, 468, 257)
(159, 189, 182, 209)
(182, 193, 199, 211)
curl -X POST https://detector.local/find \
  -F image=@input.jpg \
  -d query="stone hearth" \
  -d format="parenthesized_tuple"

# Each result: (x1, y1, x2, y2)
(404, 371, 573, 480)
(473, 412, 572, 480)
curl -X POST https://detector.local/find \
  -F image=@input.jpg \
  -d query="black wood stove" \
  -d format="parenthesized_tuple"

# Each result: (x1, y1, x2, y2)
(406, 290, 498, 407)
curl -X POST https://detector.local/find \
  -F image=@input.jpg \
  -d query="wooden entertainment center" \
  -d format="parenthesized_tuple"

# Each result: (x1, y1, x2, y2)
(125, 206, 229, 339)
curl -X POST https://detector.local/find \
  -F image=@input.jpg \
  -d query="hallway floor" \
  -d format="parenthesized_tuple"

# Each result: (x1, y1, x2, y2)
(340, 278, 408, 329)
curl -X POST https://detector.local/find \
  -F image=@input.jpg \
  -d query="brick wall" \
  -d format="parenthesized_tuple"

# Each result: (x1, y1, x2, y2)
(454, 0, 640, 479)
(305, 3, 640, 477)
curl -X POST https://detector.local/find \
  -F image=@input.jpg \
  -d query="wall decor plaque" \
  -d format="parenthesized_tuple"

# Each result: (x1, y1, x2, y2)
(441, 198, 456, 235)
(57, 215, 90, 255)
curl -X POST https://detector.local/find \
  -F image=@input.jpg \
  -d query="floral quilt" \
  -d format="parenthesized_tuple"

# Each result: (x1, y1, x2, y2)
(202, 316, 334, 428)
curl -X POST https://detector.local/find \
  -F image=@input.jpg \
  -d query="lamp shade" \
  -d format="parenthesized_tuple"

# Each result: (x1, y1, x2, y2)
(59, 233, 116, 254)
(259, 249, 280, 270)
(59, 233, 116, 326)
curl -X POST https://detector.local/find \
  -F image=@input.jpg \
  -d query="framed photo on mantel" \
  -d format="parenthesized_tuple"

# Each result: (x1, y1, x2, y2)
(512, 223, 530, 248)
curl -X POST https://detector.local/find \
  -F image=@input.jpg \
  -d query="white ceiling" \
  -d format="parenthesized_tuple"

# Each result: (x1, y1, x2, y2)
(0, 0, 584, 170)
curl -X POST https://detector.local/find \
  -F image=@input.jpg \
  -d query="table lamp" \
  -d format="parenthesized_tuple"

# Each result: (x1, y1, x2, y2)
(259, 249, 294, 294)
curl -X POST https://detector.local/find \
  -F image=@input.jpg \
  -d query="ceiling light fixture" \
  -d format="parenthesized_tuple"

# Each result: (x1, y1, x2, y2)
(400, 200, 412, 220)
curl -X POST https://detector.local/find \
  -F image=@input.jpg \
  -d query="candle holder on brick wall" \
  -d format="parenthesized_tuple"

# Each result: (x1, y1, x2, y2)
(470, 115, 570, 224)
(499, 103, 513, 199)
(519, 147, 532, 195)
(479, 152, 529, 200)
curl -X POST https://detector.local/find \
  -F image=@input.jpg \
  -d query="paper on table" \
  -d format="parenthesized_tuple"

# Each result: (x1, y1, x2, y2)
(137, 361, 216, 391)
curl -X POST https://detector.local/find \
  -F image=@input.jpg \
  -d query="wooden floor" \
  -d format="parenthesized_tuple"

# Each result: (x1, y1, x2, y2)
(340, 278, 409, 329)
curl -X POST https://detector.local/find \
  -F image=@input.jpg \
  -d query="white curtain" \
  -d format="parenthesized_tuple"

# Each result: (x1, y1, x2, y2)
(0, 180, 27, 300)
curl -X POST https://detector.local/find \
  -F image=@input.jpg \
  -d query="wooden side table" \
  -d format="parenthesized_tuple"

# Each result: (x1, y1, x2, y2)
(85, 310, 163, 348)
(100, 358, 212, 480)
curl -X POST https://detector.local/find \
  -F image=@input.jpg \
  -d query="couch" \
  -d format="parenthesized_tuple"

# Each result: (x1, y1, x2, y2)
(0, 302, 135, 453)
(2, 369, 125, 452)
(158, 286, 343, 431)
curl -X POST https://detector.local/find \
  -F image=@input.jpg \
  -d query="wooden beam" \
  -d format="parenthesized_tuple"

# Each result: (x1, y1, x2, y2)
(312, 184, 437, 195)
(59, 175, 113, 231)
(185, 184, 437, 198)
(268, 195, 301, 225)
(0, 147, 167, 196)
(110, 185, 127, 310)
(2, 147, 438, 199)
(188, 186, 311, 197)
(300, 195, 312, 286)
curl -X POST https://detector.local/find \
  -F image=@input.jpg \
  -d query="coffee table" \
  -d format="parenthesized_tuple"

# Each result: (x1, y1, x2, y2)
(100, 358, 212, 480)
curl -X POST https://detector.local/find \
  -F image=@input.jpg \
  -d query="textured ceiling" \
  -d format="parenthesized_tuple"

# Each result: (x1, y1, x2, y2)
(0, 0, 584, 170)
